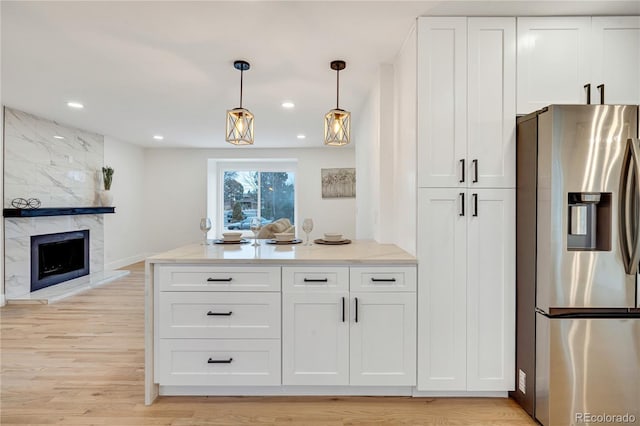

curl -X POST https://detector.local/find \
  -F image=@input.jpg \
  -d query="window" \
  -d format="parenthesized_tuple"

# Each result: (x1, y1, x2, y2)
(213, 160, 297, 233)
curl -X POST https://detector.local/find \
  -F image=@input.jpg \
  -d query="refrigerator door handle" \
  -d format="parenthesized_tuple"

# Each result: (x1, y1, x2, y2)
(619, 138, 640, 275)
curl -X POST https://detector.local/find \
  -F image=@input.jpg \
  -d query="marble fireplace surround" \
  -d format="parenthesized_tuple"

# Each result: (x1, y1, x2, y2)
(3, 107, 127, 302)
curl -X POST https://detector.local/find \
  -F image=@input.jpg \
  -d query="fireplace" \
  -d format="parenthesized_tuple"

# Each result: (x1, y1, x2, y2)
(30, 230, 90, 292)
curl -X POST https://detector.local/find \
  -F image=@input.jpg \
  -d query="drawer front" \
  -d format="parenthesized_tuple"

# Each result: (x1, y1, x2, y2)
(282, 266, 349, 293)
(158, 265, 281, 292)
(159, 292, 280, 339)
(157, 339, 281, 386)
(350, 266, 417, 292)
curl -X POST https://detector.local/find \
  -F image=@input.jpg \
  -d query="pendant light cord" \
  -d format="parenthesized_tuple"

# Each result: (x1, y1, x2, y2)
(239, 69, 244, 109)
(336, 68, 340, 109)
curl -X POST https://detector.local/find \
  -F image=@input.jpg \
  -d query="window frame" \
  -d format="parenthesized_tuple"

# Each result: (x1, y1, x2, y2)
(209, 159, 298, 237)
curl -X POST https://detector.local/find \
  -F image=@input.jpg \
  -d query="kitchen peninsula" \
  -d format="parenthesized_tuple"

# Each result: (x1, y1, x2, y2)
(145, 240, 417, 404)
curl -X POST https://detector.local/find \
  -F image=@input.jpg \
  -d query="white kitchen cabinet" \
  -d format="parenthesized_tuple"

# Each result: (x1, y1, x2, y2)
(467, 18, 516, 189)
(417, 189, 467, 390)
(418, 17, 516, 189)
(282, 266, 417, 387)
(155, 264, 282, 387)
(591, 16, 640, 105)
(517, 16, 640, 114)
(417, 17, 467, 188)
(466, 188, 515, 391)
(350, 292, 416, 386)
(517, 17, 591, 114)
(417, 188, 515, 391)
(282, 292, 349, 385)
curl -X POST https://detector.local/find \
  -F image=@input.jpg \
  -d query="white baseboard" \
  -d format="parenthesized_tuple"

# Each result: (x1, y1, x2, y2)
(0, 293, 5, 307)
(106, 253, 147, 270)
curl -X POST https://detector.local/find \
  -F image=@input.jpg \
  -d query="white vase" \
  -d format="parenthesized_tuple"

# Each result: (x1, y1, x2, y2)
(100, 190, 114, 207)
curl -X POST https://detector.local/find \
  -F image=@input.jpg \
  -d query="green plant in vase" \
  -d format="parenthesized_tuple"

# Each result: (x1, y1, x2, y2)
(100, 166, 114, 206)
(102, 166, 114, 190)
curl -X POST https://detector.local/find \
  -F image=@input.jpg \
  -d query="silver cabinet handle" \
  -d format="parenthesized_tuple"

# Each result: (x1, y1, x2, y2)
(303, 278, 328, 282)
(207, 277, 232, 282)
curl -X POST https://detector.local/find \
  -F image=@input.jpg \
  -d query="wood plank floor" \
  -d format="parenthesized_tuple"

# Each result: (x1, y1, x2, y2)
(1, 262, 536, 425)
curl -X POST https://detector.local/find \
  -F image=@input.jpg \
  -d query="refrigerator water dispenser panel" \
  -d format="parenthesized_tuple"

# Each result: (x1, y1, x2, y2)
(567, 192, 612, 251)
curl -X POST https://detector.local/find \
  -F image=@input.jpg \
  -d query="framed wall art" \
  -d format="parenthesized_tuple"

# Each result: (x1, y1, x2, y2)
(321, 168, 356, 198)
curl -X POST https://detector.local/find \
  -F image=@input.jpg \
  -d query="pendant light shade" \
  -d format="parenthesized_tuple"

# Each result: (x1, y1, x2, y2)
(324, 60, 350, 146)
(226, 60, 254, 145)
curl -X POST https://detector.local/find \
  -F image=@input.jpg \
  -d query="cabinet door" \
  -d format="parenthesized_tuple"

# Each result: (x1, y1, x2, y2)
(466, 189, 515, 391)
(517, 17, 591, 114)
(417, 17, 467, 188)
(349, 293, 416, 386)
(417, 189, 467, 390)
(468, 18, 516, 189)
(282, 293, 349, 385)
(591, 16, 640, 105)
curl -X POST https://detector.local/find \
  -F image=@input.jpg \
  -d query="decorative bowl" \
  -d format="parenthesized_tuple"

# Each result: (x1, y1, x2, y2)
(324, 233, 343, 242)
(274, 232, 295, 242)
(222, 232, 243, 241)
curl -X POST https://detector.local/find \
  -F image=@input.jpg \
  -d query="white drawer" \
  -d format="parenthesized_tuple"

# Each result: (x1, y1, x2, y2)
(158, 265, 281, 292)
(282, 266, 349, 293)
(350, 266, 417, 292)
(157, 339, 281, 386)
(159, 292, 281, 339)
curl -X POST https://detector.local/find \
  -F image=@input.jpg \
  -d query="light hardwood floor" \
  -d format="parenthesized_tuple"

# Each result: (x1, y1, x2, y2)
(1, 262, 536, 425)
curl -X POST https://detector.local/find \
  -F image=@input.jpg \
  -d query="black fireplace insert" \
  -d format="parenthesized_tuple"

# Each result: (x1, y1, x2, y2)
(30, 230, 90, 292)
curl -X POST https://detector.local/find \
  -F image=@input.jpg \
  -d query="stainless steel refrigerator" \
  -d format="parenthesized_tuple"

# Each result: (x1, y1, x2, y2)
(513, 105, 640, 426)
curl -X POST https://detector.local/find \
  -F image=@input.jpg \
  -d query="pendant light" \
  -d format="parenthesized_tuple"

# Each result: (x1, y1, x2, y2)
(225, 60, 254, 145)
(324, 60, 350, 146)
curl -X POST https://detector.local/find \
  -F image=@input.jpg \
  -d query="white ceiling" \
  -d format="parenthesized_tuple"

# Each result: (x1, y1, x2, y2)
(2, 1, 639, 149)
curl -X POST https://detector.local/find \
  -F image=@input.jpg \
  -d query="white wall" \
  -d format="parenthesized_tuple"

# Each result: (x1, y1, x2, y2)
(144, 147, 355, 254)
(104, 136, 146, 269)
(354, 65, 395, 243)
(354, 73, 379, 240)
(392, 25, 417, 255)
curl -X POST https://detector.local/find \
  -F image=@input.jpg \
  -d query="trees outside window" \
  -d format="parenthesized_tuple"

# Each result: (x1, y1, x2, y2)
(222, 170, 295, 229)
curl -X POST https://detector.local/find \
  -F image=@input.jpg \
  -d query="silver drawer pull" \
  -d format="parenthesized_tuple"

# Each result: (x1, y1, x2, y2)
(207, 277, 233, 282)
(207, 311, 233, 316)
(371, 278, 396, 282)
(207, 357, 233, 364)
(303, 278, 328, 282)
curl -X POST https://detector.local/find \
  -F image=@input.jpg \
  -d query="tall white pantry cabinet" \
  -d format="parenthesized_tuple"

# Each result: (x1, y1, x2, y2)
(416, 17, 516, 392)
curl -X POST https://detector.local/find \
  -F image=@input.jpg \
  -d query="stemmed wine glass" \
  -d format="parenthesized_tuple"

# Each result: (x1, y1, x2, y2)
(302, 218, 314, 245)
(200, 217, 212, 245)
(250, 217, 262, 246)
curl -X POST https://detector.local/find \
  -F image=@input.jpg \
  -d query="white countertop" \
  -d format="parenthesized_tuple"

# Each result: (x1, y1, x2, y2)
(146, 239, 416, 265)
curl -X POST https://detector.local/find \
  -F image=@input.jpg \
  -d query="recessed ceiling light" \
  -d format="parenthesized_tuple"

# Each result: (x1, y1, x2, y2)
(297, 134, 306, 139)
(282, 101, 295, 109)
(53, 135, 65, 139)
(153, 135, 164, 140)
(66, 101, 84, 109)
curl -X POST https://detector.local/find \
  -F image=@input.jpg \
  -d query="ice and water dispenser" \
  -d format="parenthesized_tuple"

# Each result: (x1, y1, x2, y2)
(567, 192, 612, 251)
